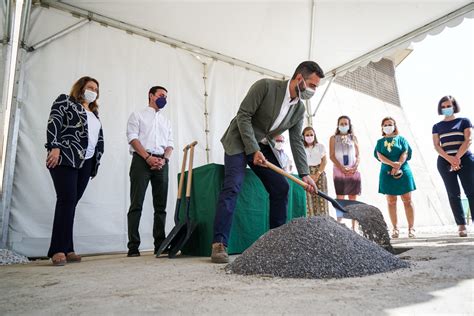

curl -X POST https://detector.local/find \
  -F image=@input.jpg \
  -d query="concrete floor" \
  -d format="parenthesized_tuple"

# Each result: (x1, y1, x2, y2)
(0, 234, 473, 315)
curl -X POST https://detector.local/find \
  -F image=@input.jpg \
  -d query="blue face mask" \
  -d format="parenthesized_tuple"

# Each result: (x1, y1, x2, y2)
(155, 96, 167, 109)
(441, 107, 454, 116)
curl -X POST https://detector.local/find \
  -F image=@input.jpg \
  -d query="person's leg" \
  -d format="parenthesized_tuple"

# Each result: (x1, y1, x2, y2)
(457, 153, 474, 230)
(401, 192, 415, 237)
(47, 166, 78, 259)
(386, 195, 398, 238)
(213, 153, 247, 246)
(437, 156, 465, 229)
(336, 195, 345, 222)
(127, 153, 151, 253)
(248, 145, 289, 229)
(349, 195, 357, 230)
(66, 158, 93, 255)
(150, 163, 169, 252)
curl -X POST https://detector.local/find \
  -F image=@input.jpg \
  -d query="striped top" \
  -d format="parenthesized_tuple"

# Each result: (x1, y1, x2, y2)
(432, 117, 472, 156)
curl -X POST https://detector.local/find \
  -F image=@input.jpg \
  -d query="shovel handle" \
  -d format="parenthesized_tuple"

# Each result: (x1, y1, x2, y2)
(265, 161, 347, 213)
(186, 141, 197, 198)
(177, 145, 190, 199)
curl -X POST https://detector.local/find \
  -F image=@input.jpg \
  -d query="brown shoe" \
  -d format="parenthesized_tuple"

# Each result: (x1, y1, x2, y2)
(51, 253, 66, 266)
(66, 252, 82, 263)
(211, 243, 229, 264)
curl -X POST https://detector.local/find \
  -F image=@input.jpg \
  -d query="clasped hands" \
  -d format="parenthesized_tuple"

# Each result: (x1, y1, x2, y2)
(146, 156, 166, 170)
(447, 155, 461, 172)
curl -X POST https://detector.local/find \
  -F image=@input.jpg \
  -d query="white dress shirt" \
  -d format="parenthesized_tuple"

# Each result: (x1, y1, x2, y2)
(127, 106, 174, 155)
(305, 143, 326, 166)
(261, 80, 299, 144)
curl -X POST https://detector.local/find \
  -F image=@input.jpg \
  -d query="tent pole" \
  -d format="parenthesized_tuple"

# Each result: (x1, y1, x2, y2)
(326, 2, 474, 77)
(26, 18, 90, 52)
(0, 0, 31, 249)
(305, 0, 316, 127)
(39, 0, 288, 80)
(203, 62, 210, 164)
(312, 75, 335, 117)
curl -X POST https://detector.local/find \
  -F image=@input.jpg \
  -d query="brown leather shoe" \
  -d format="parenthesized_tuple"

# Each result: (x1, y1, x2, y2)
(211, 242, 229, 264)
(51, 253, 66, 266)
(66, 252, 82, 263)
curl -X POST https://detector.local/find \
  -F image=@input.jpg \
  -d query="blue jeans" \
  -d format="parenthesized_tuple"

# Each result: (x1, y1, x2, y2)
(437, 153, 474, 225)
(213, 144, 289, 246)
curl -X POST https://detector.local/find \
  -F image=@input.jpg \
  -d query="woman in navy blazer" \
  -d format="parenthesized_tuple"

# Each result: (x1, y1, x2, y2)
(45, 76, 104, 265)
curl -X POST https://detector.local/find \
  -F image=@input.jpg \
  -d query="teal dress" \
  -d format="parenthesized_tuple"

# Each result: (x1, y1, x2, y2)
(374, 135, 416, 195)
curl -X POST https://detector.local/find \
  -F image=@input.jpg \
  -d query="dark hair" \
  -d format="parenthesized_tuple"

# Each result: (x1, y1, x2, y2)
(148, 85, 168, 102)
(291, 61, 325, 80)
(302, 126, 318, 147)
(381, 117, 399, 136)
(70, 76, 99, 114)
(437, 95, 460, 115)
(335, 115, 353, 135)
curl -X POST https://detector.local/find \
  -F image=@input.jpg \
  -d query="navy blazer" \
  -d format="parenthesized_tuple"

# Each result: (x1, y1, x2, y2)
(45, 94, 104, 177)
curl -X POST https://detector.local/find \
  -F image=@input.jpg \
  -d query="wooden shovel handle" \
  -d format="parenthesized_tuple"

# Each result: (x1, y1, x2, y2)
(177, 145, 190, 198)
(186, 141, 197, 198)
(265, 161, 347, 213)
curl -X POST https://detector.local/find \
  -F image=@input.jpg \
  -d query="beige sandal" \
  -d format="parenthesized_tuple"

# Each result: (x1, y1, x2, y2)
(391, 228, 399, 239)
(51, 253, 66, 266)
(408, 228, 416, 238)
(459, 230, 468, 237)
(66, 252, 82, 263)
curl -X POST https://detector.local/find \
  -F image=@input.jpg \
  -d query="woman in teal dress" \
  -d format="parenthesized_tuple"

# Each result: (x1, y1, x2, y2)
(374, 117, 416, 239)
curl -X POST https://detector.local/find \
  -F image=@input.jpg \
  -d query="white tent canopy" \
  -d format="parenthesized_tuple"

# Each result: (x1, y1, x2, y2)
(1, 0, 473, 256)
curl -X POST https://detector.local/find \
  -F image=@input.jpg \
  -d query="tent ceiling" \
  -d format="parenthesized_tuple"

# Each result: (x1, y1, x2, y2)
(41, 0, 474, 77)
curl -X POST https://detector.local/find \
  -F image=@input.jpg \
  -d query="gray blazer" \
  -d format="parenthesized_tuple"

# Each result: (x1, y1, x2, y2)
(221, 79, 309, 176)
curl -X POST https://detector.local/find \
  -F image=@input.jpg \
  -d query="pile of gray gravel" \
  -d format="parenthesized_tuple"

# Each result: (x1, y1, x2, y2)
(0, 249, 29, 265)
(226, 216, 409, 279)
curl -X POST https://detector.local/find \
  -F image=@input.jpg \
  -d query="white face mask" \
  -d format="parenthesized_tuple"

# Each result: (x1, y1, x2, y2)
(275, 142, 283, 150)
(338, 125, 349, 134)
(383, 125, 395, 135)
(304, 136, 314, 144)
(83, 89, 97, 103)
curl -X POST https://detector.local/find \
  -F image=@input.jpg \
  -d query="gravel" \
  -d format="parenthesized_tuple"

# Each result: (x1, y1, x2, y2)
(342, 203, 393, 252)
(226, 216, 409, 279)
(0, 249, 30, 265)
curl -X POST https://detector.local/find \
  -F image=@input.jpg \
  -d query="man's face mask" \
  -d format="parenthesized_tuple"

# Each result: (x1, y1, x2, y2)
(155, 96, 167, 109)
(296, 78, 316, 100)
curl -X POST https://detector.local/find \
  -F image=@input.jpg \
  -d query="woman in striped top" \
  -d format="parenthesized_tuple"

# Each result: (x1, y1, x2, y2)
(432, 96, 473, 237)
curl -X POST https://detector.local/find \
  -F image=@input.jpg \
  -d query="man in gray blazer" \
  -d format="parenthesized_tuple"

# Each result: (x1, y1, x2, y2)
(212, 61, 325, 263)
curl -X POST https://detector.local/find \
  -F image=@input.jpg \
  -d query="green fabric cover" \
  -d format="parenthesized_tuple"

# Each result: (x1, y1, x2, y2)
(176, 163, 306, 256)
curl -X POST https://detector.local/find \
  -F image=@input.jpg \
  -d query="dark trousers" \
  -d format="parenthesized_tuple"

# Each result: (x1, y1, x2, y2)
(437, 153, 474, 225)
(213, 144, 289, 246)
(127, 153, 168, 251)
(47, 158, 92, 258)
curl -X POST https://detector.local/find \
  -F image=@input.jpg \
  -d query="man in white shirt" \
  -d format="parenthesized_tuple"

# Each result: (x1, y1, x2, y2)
(126, 86, 174, 257)
(273, 134, 293, 173)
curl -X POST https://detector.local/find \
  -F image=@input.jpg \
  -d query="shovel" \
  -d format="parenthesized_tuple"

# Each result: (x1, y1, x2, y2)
(264, 161, 349, 215)
(155, 142, 193, 258)
(167, 141, 198, 258)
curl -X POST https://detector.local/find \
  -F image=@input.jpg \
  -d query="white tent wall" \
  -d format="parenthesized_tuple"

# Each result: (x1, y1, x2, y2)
(8, 8, 268, 256)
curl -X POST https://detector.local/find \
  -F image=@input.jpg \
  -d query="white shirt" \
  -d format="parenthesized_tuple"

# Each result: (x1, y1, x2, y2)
(305, 143, 326, 166)
(127, 106, 174, 155)
(85, 111, 101, 159)
(261, 80, 299, 143)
